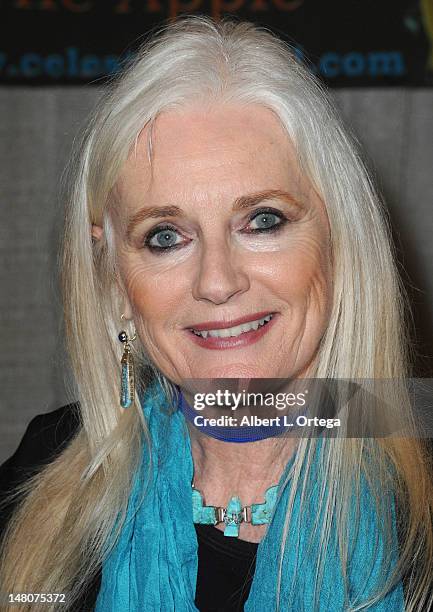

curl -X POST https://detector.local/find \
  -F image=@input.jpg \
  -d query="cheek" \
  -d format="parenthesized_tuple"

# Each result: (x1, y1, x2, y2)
(120, 258, 182, 330)
(250, 230, 331, 306)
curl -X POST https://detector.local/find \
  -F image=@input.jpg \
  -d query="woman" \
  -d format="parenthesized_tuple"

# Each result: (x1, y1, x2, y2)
(1, 14, 433, 611)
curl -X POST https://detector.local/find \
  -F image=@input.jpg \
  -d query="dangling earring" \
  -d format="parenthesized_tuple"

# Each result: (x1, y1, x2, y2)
(118, 314, 137, 408)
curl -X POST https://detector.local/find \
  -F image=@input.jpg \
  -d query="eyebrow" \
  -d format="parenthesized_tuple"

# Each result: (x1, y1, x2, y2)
(125, 189, 302, 240)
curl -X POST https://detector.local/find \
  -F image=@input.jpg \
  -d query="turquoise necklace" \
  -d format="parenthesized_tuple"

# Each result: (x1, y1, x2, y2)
(192, 483, 279, 537)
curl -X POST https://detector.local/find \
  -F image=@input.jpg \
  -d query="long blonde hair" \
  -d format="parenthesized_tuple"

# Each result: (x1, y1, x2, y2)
(1, 14, 432, 611)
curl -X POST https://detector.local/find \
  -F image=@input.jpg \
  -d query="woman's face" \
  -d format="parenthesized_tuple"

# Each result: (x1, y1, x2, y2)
(110, 103, 332, 382)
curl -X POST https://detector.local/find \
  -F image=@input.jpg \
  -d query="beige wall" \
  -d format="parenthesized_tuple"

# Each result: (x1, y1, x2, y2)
(1, 88, 432, 464)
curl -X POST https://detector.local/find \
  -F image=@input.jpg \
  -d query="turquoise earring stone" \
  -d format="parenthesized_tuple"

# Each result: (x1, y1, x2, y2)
(119, 330, 135, 409)
(120, 361, 132, 408)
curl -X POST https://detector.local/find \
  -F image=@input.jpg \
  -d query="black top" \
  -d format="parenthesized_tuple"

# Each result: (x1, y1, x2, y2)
(0, 404, 257, 612)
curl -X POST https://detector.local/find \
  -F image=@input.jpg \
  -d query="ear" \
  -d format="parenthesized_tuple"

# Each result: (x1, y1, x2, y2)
(91, 224, 104, 242)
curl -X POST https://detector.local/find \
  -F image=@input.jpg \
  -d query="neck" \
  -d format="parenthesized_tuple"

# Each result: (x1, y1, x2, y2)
(189, 426, 297, 503)
(189, 430, 297, 543)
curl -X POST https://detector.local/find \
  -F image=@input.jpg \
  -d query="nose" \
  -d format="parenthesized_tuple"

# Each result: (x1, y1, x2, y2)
(192, 239, 250, 305)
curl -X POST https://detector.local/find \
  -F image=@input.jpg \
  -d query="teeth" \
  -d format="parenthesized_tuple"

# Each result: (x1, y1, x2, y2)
(192, 314, 273, 339)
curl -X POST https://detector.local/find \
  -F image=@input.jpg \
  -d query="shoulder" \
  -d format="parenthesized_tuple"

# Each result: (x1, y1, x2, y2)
(0, 402, 82, 535)
(1, 402, 81, 476)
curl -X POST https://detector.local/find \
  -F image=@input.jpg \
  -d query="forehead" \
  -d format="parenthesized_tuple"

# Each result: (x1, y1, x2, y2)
(115, 103, 308, 210)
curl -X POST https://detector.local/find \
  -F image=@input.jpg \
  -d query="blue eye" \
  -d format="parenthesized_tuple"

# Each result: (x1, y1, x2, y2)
(246, 208, 287, 234)
(144, 225, 183, 252)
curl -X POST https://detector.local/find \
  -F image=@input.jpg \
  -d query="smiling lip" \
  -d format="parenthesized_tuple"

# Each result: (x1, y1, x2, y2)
(185, 312, 279, 351)
(187, 311, 275, 331)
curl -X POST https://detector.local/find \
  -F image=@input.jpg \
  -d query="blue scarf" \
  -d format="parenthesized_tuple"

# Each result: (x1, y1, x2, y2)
(95, 379, 404, 611)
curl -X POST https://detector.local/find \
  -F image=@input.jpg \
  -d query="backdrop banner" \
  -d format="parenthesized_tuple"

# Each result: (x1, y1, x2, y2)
(1, 0, 432, 86)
